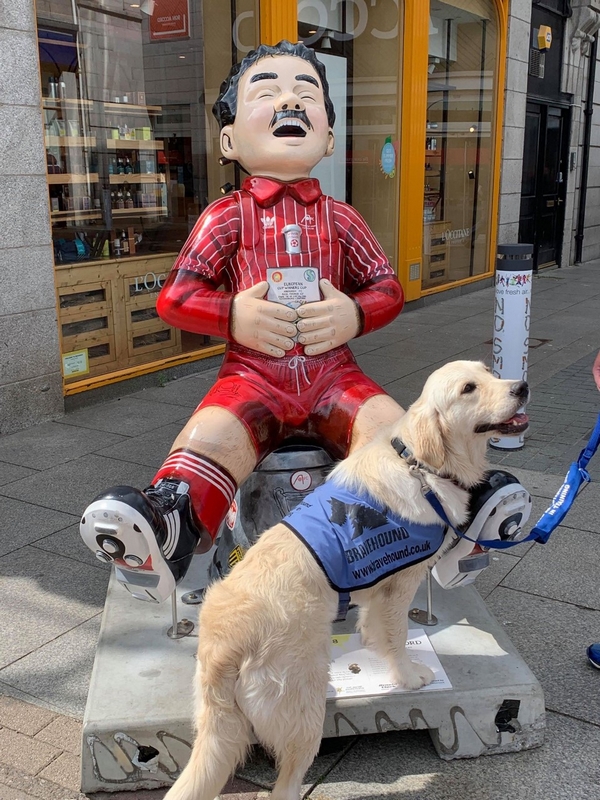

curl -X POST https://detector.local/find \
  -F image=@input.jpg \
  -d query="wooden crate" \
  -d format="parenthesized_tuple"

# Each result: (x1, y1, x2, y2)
(55, 254, 181, 384)
(423, 220, 450, 288)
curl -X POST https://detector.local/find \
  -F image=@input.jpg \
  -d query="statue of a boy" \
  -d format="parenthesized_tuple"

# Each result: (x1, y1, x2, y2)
(80, 41, 405, 602)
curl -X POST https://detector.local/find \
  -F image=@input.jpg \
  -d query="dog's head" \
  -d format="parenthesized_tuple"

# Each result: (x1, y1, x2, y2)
(396, 361, 529, 487)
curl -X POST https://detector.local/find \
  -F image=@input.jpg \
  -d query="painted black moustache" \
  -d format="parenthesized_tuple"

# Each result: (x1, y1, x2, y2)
(269, 109, 313, 136)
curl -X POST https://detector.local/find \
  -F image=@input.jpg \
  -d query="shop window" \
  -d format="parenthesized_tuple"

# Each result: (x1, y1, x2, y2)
(297, 0, 402, 268)
(37, 0, 258, 387)
(423, 0, 498, 289)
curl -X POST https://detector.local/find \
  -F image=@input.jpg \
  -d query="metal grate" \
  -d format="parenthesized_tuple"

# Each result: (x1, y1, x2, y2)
(409, 262, 421, 281)
(529, 48, 545, 78)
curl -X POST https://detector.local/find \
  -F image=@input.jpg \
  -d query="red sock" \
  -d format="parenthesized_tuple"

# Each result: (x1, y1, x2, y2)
(152, 449, 237, 540)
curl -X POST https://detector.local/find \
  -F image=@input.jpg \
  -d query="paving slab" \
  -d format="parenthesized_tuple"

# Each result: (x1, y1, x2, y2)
(0, 682, 67, 718)
(128, 370, 219, 408)
(34, 714, 82, 756)
(471, 552, 521, 600)
(0, 615, 102, 719)
(0, 695, 56, 737)
(304, 711, 600, 800)
(0, 463, 36, 486)
(0, 423, 126, 471)
(38, 753, 80, 793)
(0, 498, 77, 558)
(238, 738, 356, 794)
(499, 527, 600, 609)
(57, 398, 189, 438)
(0, 547, 108, 668)
(94, 424, 184, 470)
(485, 587, 600, 726)
(32, 523, 111, 573)
(0, 728, 60, 776)
(0, 456, 154, 517)
(0, 763, 87, 800)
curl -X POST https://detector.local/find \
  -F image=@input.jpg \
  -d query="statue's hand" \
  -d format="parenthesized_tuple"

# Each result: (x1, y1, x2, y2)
(296, 280, 361, 356)
(231, 281, 298, 358)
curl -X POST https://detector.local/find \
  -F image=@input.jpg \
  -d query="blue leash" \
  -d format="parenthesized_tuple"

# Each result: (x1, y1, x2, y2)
(423, 412, 600, 550)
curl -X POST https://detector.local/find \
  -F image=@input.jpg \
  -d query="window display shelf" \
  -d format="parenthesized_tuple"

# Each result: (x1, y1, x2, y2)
(48, 172, 99, 185)
(109, 173, 166, 184)
(104, 102, 162, 116)
(106, 139, 164, 150)
(46, 135, 97, 148)
(112, 206, 167, 216)
(51, 210, 103, 222)
(42, 98, 93, 109)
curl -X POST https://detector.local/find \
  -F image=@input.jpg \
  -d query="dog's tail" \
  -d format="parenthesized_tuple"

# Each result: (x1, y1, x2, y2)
(163, 649, 251, 800)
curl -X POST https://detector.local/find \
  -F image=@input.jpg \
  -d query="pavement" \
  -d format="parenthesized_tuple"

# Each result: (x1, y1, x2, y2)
(1, 261, 600, 799)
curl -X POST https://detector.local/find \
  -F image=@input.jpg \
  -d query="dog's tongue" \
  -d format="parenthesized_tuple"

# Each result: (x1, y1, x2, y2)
(504, 412, 529, 427)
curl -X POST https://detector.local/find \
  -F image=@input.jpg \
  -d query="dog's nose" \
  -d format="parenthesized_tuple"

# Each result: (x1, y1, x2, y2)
(510, 380, 529, 401)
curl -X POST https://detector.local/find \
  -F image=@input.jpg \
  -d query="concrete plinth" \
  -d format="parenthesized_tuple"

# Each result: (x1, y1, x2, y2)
(81, 557, 545, 794)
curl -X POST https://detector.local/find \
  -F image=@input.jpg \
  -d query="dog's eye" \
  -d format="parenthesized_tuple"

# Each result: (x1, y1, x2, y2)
(462, 382, 477, 394)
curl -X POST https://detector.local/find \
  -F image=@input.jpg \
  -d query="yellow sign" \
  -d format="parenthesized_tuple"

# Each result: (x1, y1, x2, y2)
(62, 349, 89, 377)
(538, 25, 552, 50)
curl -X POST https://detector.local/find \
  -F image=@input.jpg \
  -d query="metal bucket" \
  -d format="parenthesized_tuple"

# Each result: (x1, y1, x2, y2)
(208, 443, 333, 583)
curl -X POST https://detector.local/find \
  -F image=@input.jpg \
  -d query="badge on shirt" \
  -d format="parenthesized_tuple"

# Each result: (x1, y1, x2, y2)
(267, 267, 320, 309)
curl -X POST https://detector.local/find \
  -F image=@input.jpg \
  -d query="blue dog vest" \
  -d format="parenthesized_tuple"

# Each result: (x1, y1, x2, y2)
(282, 481, 446, 593)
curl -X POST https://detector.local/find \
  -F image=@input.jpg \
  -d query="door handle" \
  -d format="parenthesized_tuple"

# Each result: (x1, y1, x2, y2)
(557, 197, 563, 206)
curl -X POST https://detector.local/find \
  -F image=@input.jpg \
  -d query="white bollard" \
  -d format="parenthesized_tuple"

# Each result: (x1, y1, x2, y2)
(490, 243, 533, 450)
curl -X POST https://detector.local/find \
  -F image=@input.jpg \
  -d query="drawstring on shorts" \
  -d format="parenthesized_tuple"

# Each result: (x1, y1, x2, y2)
(288, 355, 311, 395)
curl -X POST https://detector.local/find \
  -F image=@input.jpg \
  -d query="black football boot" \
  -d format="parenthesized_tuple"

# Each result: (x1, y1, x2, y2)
(80, 479, 209, 602)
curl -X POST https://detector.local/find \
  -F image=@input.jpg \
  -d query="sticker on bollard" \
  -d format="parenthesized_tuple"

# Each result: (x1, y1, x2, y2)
(490, 243, 533, 450)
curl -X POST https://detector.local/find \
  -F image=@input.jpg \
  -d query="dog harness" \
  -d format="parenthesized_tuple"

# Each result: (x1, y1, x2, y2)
(281, 480, 446, 598)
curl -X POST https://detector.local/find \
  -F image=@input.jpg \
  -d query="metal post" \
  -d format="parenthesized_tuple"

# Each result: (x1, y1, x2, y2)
(409, 568, 438, 627)
(167, 591, 194, 639)
(489, 243, 534, 451)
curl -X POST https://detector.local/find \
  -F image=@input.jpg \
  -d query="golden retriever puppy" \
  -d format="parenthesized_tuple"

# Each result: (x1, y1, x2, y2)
(164, 360, 529, 800)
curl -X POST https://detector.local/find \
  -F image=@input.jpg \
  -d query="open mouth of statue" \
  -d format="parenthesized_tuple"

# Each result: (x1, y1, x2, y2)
(271, 111, 311, 138)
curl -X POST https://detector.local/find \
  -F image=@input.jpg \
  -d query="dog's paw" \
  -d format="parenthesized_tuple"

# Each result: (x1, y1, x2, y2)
(393, 660, 435, 691)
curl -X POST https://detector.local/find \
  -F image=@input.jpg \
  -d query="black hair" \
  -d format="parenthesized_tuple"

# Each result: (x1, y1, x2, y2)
(212, 40, 335, 129)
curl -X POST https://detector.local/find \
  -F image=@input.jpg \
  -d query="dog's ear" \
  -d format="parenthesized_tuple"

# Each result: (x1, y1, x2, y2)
(406, 400, 446, 470)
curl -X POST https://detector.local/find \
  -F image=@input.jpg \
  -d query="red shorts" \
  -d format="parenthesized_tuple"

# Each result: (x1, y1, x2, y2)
(196, 344, 386, 461)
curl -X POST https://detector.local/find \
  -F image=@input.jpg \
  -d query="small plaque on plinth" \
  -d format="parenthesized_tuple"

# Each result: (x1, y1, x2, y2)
(327, 629, 452, 698)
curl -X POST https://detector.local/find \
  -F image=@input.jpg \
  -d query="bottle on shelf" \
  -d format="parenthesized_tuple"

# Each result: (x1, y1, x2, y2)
(116, 189, 125, 209)
(127, 227, 136, 255)
(125, 158, 133, 174)
(110, 190, 116, 209)
(121, 230, 130, 255)
(125, 189, 134, 209)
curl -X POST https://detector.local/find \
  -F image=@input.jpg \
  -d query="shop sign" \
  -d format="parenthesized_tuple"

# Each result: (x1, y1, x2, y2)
(297, 0, 399, 43)
(150, 0, 189, 41)
(235, 0, 399, 51)
(444, 227, 472, 241)
(346, 151, 370, 165)
(62, 349, 89, 378)
(379, 137, 396, 178)
(133, 272, 167, 293)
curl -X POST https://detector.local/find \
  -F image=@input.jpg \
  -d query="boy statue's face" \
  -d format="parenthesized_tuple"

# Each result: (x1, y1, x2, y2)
(220, 54, 335, 182)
